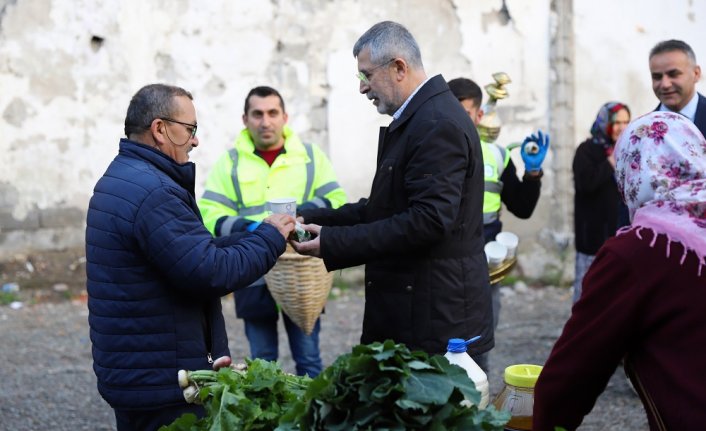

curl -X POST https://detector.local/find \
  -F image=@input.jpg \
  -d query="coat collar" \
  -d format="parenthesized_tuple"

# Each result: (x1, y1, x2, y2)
(387, 74, 449, 134)
(694, 93, 706, 136)
(119, 138, 196, 195)
(234, 125, 309, 161)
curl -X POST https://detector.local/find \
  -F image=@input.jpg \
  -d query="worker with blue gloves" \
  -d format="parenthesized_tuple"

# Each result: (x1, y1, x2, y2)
(448, 78, 549, 353)
(449, 78, 548, 243)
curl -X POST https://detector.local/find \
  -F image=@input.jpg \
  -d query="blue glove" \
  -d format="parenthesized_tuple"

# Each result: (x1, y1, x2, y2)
(521, 129, 550, 172)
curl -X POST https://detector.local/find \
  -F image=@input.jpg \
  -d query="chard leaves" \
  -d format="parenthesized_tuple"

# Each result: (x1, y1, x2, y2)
(278, 340, 509, 430)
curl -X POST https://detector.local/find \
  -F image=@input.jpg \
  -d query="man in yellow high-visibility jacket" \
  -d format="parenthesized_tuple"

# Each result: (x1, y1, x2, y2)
(448, 78, 548, 334)
(199, 86, 346, 377)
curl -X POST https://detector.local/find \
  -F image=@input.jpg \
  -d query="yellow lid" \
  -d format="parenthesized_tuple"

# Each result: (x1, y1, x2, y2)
(504, 364, 543, 388)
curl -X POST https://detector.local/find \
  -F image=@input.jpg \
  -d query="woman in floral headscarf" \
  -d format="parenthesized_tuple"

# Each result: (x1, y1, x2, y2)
(534, 112, 706, 431)
(572, 102, 631, 303)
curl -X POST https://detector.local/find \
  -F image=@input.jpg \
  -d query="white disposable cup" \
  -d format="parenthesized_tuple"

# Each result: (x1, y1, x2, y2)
(267, 198, 297, 217)
(495, 232, 519, 258)
(484, 241, 508, 267)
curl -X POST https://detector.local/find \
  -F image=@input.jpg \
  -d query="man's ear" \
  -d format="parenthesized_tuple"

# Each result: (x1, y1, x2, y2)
(694, 64, 702, 82)
(392, 58, 408, 81)
(149, 118, 166, 146)
(242, 114, 248, 126)
(477, 109, 484, 123)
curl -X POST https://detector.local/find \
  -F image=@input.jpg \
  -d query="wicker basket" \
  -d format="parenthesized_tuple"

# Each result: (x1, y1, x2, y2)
(265, 245, 333, 335)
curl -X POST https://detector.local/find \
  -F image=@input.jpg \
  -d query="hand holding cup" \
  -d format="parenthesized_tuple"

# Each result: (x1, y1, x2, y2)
(262, 213, 296, 240)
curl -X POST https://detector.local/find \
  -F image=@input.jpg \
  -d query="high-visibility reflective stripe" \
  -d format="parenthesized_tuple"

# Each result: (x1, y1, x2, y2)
(228, 148, 245, 210)
(224, 143, 317, 215)
(302, 143, 315, 202)
(309, 197, 327, 208)
(202, 190, 238, 210)
(239, 205, 265, 216)
(219, 215, 242, 236)
(495, 145, 507, 178)
(315, 181, 340, 197)
(485, 181, 503, 194)
(484, 212, 499, 224)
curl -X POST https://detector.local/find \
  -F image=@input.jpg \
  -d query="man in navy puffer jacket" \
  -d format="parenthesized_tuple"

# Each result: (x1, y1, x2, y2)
(85, 83, 295, 431)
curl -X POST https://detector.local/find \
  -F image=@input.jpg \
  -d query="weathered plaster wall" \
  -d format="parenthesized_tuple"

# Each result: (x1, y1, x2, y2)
(0, 0, 704, 281)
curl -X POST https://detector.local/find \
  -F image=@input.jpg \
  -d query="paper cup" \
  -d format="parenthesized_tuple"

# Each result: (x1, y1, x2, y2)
(495, 232, 519, 258)
(484, 241, 508, 267)
(267, 198, 297, 217)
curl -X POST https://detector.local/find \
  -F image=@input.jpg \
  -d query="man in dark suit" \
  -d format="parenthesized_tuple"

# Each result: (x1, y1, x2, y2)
(619, 39, 705, 227)
(649, 39, 705, 136)
(293, 21, 493, 367)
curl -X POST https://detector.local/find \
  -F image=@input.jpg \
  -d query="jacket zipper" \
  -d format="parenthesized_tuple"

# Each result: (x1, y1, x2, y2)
(630, 368, 667, 430)
(202, 305, 213, 365)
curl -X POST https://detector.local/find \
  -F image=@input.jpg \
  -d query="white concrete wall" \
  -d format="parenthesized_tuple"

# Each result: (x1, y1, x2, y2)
(1, 0, 704, 276)
(574, 0, 705, 141)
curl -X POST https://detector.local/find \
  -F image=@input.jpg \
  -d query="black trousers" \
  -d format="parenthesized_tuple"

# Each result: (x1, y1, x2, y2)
(114, 404, 205, 431)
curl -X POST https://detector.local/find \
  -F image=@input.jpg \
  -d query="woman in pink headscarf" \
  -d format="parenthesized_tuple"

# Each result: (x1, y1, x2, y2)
(534, 112, 706, 431)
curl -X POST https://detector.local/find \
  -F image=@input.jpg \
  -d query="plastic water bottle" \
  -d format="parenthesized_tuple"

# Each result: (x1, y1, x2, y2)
(444, 337, 489, 408)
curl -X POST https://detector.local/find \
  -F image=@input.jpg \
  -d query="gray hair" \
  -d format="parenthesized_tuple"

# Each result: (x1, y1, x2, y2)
(124, 84, 193, 137)
(353, 21, 424, 69)
(649, 39, 697, 64)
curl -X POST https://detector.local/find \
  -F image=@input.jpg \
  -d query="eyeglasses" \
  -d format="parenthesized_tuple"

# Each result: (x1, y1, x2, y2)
(160, 117, 197, 139)
(356, 58, 396, 85)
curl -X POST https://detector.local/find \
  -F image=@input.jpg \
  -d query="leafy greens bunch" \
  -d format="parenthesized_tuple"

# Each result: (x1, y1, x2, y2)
(161, 359, 311, 431)
(277, 340, 509, 430)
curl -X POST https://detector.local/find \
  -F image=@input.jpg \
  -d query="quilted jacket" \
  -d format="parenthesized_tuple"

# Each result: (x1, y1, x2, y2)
(86, 139, 285, 410)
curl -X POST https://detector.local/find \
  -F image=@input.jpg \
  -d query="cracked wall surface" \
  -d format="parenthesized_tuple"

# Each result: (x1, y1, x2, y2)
(0, 0, 704, 277)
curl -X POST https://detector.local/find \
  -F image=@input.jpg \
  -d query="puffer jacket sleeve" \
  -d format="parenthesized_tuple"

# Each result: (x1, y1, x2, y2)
(134, 185, 285, 297)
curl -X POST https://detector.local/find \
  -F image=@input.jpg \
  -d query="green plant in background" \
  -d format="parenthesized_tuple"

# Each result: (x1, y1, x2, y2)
(277, 340, 510, 430)
(330, 266, 365, 299)
(0, 291, 18, 305)
(500, 273, 519, 286)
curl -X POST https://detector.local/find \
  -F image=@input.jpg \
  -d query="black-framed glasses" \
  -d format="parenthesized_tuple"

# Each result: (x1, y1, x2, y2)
(160, 117, 197, 138)
(356, 58, 396, 84)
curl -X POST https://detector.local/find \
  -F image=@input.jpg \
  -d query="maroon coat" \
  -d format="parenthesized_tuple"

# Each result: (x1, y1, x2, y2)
(534, 229, 706, 431)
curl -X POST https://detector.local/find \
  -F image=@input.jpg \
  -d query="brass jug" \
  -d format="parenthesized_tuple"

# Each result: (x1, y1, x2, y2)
(477, 72, 511, 144)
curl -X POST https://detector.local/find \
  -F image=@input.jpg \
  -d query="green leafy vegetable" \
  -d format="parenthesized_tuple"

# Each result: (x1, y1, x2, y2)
(161, 359, 310, 431)
(276, 340, 510, 430)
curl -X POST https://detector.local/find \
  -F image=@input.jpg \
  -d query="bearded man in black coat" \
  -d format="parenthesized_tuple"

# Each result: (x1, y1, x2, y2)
(294, 21, 493, 367)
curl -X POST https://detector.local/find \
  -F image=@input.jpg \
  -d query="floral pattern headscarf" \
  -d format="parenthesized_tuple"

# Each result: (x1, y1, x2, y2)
(615, 111, 706, 272)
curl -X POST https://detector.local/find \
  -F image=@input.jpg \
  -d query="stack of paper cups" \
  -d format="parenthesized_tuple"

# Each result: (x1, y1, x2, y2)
(495, 232, 519, 259)
(484, 241, 508, 267)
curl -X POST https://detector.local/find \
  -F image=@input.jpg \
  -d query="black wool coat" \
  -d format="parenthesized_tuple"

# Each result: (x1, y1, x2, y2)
(573, 139, 619, 254)
(300, 75, 493, 356)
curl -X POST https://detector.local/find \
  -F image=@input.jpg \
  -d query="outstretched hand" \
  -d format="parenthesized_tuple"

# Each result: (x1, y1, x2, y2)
(290, 223, 322, 258)
(262, 214, 296, 240)
(521, 129, 550, 172)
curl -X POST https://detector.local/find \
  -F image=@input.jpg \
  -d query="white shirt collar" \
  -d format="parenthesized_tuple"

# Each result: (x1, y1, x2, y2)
(658, 92, 699, 122)
(392, 76, 432, 120)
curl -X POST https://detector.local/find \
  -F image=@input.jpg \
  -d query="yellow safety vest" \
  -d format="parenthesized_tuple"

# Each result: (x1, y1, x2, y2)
(199, 126, 347, 236)
(482, 140, 510, 224)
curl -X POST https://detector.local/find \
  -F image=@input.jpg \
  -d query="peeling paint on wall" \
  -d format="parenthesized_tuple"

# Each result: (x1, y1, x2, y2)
(0, 0, 704, 272)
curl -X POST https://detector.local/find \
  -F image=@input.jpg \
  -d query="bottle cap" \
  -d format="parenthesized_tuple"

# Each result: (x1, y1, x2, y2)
(504, 364, 543, 388)
(446, 336, 481, 353)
